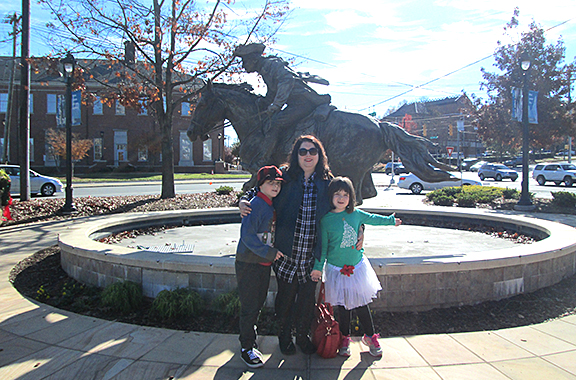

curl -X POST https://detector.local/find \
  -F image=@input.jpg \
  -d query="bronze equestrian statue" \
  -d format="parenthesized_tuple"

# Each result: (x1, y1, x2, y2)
(232, 43, 331, 171)
(188, 81, 453, 204)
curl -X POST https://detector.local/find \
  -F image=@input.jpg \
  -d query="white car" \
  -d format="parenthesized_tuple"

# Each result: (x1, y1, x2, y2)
(398, 173, 482, 194)
(0, 164, 64, 196)
(532, 163, 576, 186)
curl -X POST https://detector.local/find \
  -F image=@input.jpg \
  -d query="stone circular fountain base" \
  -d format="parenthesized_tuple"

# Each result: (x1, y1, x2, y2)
(58, 207, 576, 312)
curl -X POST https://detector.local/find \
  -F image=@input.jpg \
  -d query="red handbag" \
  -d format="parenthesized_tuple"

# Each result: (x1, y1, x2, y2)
(311, 283, 342, 358)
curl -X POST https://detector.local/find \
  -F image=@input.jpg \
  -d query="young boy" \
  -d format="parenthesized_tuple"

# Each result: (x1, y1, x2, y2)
(236, 165, 284, 368)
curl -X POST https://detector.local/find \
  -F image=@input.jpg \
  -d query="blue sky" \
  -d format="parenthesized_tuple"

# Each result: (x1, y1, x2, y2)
(1, 0, 575, 119)
(263, 0, 576, 116)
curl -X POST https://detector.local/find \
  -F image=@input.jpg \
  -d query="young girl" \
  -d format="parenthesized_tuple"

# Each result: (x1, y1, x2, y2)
(310, 176, 401, 357)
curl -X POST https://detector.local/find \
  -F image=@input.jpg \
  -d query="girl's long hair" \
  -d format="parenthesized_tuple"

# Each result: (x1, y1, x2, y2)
(285, 135, 332, 180)
(327, 176, 356, 213)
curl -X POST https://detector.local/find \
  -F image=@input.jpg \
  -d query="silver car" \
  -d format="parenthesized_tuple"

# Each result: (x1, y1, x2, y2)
(477, 163, 518, 182)
(398, 173, 482, 194)
(0, 165, 64, 196)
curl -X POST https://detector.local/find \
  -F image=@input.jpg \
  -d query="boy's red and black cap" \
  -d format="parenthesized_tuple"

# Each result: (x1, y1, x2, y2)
(257, 165, 284, 186)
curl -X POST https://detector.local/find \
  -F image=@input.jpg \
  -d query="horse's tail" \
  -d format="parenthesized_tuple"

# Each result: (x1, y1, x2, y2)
(379, 121, 454, 182)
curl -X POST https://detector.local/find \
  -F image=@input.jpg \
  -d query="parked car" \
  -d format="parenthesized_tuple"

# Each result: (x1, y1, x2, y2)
(0, 164, 64, 196)
(397, 172, 482, 194)
(477, 163, 518, 182)
(532, 163, 576, 186)
(503, 157, 523, 168)
(384, 162, 408, 175)
(469, 161, 487, 172)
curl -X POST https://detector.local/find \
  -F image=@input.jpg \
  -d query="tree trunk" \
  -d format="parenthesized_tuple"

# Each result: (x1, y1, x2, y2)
(160, 118, 175, 199)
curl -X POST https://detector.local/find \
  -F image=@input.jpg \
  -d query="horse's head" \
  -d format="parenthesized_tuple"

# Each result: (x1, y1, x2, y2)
(187, 81, 226, 142)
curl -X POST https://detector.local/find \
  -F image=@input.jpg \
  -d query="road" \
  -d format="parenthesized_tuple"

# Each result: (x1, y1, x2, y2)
(51, 179, 247, 199)
(42, 171, 576, 200)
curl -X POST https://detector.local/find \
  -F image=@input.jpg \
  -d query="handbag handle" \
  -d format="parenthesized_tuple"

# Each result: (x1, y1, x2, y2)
(317, 281, 326, 305)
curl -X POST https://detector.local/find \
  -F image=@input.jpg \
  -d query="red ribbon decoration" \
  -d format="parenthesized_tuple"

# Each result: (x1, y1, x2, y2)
(340, 265, 355, 277)
(2, 196, 12, 221)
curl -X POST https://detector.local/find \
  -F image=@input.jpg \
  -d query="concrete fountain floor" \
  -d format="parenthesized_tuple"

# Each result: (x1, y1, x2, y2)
(111, 223, 519, 259)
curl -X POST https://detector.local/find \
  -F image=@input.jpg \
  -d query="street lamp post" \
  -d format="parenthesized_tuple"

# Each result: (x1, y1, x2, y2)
(59, 52, 77, 214)
(515, 51, 535, 211)
(217, 132, 223, 161)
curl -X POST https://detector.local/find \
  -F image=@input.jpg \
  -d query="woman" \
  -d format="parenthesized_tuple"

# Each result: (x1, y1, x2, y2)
(241, 135, 361, 355)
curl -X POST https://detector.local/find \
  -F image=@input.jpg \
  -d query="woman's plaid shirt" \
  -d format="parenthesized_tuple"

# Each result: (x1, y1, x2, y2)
(274, 173, 317, 284)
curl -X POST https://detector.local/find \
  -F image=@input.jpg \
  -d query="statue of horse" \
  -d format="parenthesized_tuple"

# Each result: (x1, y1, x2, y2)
(188, 81, 453, 203)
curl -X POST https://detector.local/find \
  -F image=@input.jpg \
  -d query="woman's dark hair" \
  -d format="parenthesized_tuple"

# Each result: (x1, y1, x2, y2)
(285, 135, 332, 180)
(327, 176, 356, 213)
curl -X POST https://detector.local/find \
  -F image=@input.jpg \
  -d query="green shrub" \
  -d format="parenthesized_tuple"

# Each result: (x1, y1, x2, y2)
(212, 289, 241, 318)
(101, 281, 143, 315)
(430, 193, 454, 206)
(502, 188, 520, 200)
(551, 191, 576, 208)
(152, 288, 205, 320)
(427, 185, 517, 207)
(440, 186, 462, 198)
(215, 185, 234, 195)
(456, 192, 476, 207)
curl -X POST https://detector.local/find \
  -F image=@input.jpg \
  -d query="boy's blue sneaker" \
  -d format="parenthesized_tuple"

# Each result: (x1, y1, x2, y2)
(241, 348, 264, 368)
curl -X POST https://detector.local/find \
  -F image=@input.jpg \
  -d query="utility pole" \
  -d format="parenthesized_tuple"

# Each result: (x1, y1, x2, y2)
(1, 13, 21, 164)
(19, 0, 30, 201)
(568, 70, 574, 164)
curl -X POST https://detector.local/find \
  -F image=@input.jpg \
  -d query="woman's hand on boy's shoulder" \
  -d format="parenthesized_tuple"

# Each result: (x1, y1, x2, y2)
(239, 199, 252, 217)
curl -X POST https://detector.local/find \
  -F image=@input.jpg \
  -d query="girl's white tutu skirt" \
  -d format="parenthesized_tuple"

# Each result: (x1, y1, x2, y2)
(323, 256, 382, 310)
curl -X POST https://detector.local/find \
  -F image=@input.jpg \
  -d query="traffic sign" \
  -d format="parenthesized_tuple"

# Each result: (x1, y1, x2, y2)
(446, 146, 454, 157)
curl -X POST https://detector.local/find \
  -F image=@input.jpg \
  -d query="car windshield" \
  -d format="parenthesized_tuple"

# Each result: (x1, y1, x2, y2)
(561, 164, 576, 171)
(494, 164, 509, 170)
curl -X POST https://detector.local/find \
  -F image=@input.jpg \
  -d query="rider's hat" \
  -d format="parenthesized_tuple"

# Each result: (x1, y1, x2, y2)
(233, 43, 265, 58)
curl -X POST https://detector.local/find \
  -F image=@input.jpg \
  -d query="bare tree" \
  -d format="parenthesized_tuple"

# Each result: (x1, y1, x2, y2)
(39, 0, 289, 198)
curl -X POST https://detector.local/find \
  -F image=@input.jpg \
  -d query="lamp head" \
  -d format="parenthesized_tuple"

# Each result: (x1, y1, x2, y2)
(61, 52, 76, 78)
(520, 51, 531, 72)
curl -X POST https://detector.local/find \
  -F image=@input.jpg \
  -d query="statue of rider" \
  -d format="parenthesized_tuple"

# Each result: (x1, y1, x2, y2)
(233, 43, 331, 170)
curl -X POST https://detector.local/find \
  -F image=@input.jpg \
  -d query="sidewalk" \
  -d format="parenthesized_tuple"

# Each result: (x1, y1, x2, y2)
(1, 191, 576, 379)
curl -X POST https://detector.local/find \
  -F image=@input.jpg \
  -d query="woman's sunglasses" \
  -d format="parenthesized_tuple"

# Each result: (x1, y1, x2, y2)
(298, 147, 318, 156)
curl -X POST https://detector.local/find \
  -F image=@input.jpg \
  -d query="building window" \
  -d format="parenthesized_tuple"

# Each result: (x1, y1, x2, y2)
(115, 100, 125, 115)
(138, 146, 148, 162)
(181, 102, 191, 116)
(44, 131, 58, 167)
(94, 137, 103, 161)
(93, 96, 103, 115)
(179, 131, 193, 166)
(0, 93, 7, 113)
(47, 94, 57, 114)
(0, 138, 4, 159)
(203, 139, 212, 161)
(114, 130, 128, 165)
(29, 94, 33, 115)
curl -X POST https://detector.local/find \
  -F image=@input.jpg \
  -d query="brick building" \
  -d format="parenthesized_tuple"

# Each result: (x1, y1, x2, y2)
(0, 56, 224, 174)
(383, 94, 484, 158)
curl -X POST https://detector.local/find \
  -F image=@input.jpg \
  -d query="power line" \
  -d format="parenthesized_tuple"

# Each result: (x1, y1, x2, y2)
(357, 17, 575, 112)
